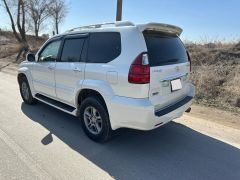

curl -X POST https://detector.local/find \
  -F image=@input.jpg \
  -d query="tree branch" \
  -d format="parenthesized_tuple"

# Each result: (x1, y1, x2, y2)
(2, 0, 21, 42)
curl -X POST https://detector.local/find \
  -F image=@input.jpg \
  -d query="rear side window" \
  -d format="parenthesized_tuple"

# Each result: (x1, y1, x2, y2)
(87, 32, 121, 63)
(60, 38, 85, 62)
(144, 31, 188, 66)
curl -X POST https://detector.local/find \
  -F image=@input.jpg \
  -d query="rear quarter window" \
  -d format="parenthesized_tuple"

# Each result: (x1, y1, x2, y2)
(87, 32, 121, 63)
(144, 31, 188, 67)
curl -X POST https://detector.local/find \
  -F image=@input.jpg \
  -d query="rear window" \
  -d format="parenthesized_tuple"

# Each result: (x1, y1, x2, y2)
(144, 31, 188, 67)
(87, 32, 121, 63)
(60, 38, 85, 62)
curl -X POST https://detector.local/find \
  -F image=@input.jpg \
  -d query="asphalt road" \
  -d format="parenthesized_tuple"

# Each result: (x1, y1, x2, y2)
(0, 71, 240, 180)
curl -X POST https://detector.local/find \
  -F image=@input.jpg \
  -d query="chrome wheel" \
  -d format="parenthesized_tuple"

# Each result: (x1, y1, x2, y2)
(21, 81, 29, 100)
(83, 106, 103, 135)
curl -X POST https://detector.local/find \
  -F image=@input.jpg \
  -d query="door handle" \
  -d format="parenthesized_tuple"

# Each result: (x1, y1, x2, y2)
(73, 68, 82, 72)
(47, 66, 54, 70)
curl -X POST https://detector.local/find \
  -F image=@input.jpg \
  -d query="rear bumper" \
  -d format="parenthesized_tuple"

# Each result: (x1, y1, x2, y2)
(107, 84, 195, 130)
(155, 96, 193, 117)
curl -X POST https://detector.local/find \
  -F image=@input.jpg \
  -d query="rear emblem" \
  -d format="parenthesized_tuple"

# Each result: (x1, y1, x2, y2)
(175, 66, 180, 71)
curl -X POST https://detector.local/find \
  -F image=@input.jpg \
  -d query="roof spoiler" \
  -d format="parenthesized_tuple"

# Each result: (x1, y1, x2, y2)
(137, 23, 183, 36)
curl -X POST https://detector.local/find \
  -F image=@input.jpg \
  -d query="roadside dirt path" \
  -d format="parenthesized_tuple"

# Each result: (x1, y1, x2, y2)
(188, 104, 240, 130)
(0, 55, 19, 76)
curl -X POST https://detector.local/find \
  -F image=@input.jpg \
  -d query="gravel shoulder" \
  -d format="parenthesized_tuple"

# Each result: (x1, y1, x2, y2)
(187, 104, 240, 130)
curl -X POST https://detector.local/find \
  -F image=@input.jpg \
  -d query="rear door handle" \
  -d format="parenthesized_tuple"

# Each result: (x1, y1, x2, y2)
(73, 68, 82, 72)
(47, 66, 54, 70)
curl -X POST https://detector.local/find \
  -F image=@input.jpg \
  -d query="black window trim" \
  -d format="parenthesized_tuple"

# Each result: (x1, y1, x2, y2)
(37, 36, 63, 62)
(58, 33, 89, 63)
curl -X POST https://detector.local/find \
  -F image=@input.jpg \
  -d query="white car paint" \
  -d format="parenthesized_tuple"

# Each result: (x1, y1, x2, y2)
(18, 21, 195, 131)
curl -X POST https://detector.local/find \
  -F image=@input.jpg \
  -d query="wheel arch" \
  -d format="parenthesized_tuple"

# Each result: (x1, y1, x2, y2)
(75, 88, 113, 127)
(76, 88, 108, 109)
(18, 67, 35, 95)
(75, 79, 115, 107)
(17, 73, 27, 84)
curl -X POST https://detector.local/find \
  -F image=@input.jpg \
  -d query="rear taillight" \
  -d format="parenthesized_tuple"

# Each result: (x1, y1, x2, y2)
(187, 51, 192, 72)
(128, 53, 150, 84)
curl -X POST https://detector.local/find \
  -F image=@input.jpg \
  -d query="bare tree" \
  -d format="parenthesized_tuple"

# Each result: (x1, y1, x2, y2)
(48, 0, 67, 34)
(2, 0, 28, 61)
(27, 0, 52, 38)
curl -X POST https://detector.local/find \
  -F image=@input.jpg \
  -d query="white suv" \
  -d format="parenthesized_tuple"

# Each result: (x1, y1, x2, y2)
(18, 21, 195, 142)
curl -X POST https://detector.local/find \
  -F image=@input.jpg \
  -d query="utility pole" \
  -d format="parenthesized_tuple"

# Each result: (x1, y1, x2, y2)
(116, 0, 122, 21)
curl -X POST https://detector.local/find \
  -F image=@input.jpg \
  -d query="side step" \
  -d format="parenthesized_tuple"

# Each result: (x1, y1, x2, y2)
(35, 94, 76, 113)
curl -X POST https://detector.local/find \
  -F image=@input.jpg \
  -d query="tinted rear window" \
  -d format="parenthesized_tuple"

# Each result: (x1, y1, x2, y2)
(144, 31, 187, 66)
(87, 32, 121, 63)
(60, 38, 85, 62)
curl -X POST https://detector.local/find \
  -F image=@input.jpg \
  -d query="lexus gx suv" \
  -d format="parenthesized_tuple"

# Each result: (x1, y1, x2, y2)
(18, 21, 195, 142)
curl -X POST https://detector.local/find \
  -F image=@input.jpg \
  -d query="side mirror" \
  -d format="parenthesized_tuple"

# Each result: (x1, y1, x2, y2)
(27, 53, 35, 62)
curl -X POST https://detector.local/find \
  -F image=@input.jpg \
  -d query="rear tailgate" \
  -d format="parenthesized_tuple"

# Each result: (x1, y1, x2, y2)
(142, 26, 191, 111)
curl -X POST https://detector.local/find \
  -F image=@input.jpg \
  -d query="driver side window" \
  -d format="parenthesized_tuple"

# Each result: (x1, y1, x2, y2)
(38, 40, 61, 62)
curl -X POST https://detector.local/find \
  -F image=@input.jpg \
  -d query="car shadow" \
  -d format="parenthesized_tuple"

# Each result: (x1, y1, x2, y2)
(21, 102, 240, 180)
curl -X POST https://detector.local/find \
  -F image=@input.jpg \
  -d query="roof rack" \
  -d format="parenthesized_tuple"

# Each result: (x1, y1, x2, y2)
(66, 21, 134, 32)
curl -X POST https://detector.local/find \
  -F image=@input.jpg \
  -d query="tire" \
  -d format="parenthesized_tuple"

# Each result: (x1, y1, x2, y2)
(79, 96, 112, 142)
(19, 76, 37, 105)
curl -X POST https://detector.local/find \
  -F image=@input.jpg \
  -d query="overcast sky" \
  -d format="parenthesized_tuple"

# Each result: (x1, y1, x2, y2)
(0, 0, 239, 42)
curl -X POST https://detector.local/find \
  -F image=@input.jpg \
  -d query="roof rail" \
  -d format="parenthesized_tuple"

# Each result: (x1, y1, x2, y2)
(66, 21, 134, 32)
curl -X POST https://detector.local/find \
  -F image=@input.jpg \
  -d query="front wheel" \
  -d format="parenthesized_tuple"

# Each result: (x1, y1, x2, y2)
(19, 77, 37, 105)
(79, 96, 112, 142)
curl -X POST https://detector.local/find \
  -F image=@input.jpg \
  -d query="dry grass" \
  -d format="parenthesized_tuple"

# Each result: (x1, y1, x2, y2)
(0, 30, 47, 59)
(0, 44, 20, 58)
(188, 42, 240, 113)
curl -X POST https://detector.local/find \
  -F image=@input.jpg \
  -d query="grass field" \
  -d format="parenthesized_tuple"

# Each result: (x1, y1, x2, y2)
(188, 42, 240, 113)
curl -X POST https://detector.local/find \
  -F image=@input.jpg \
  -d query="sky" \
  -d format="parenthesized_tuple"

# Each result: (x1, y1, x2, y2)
(0, 0, 240, 42)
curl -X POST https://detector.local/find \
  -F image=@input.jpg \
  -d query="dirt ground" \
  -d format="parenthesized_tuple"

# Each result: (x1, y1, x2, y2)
(0, 55, 19, 75)
(188, 104, 240, 130)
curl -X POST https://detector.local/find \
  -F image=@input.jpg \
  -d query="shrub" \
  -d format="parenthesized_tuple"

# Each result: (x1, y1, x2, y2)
(188, 42, 240, 113)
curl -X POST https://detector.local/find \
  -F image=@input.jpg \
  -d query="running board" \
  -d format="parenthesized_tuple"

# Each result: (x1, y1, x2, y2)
(35, 94, 76, 115)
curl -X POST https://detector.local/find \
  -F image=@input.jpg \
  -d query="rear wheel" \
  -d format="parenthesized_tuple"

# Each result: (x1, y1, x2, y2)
(79, 96, 112, 142)
(19, 77, 37, 105)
